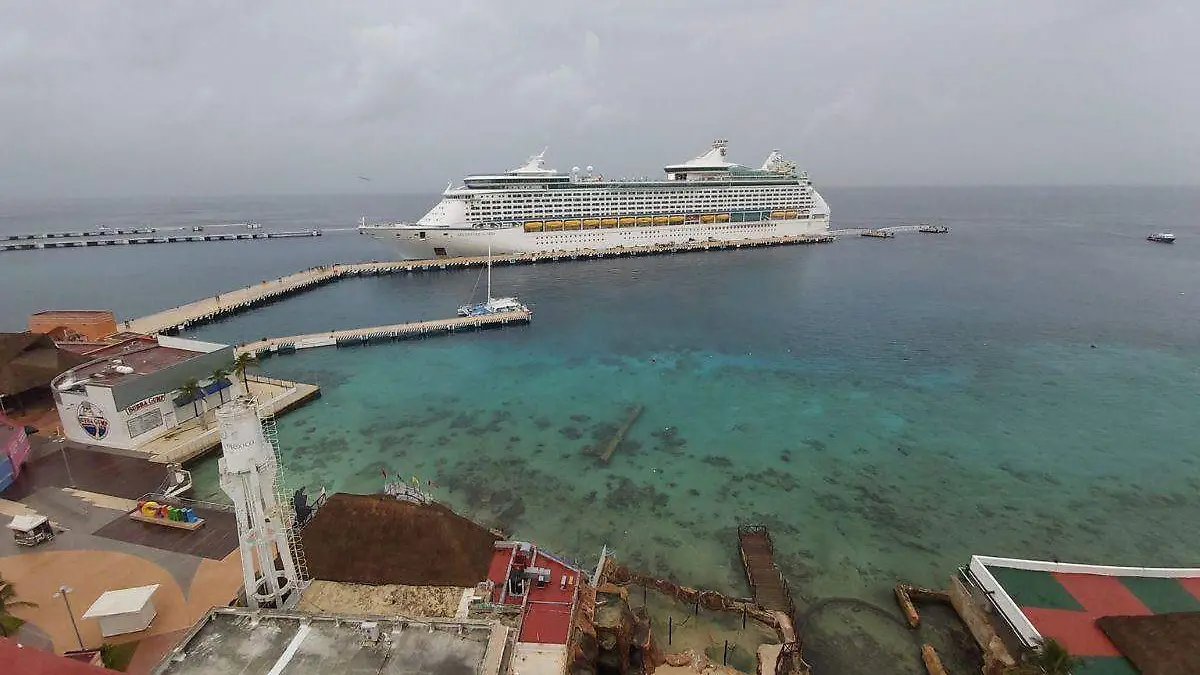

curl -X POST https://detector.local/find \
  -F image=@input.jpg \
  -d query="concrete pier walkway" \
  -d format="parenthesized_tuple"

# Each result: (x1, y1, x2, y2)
(127, 266, 342, 335)
(0, 230, 322, 252)
(127, 234, 833, 336)
(237, 310, 532, 357)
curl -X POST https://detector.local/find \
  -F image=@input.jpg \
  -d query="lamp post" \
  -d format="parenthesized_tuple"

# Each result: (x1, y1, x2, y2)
(53, 585, 84, 651)
(59, 440, 76, 488)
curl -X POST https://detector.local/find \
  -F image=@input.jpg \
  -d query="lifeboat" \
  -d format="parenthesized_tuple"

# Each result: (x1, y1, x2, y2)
(601, 218, 618, 228)
(716, 214, 731, 223)
(653, 216, 669, 225)
(668, 215, 684, 224)
(564, 220, 582, 229)
(546, 220, 564, 231)
(783, 210, 798, 219)
(637, 217, 652, 225)
(583, 219, 601, 229)
(523, 222, 543, 233)
(769, 211, 787, 220)
(618, 217, 637, 227)
(700, 214, 716, 224)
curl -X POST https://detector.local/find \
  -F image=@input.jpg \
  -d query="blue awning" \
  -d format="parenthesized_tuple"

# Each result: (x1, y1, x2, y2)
(201, 377, 232, 396)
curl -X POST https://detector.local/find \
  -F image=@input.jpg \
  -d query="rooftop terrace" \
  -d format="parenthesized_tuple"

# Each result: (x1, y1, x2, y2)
(151, 609, 509, 675)
(968, 555, 1200, 675)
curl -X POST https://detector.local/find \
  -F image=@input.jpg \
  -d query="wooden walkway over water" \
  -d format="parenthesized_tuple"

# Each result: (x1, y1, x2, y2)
(738, 525, 796, 618)
(127, 234, 834, 335)
(237, 310, 532, 356)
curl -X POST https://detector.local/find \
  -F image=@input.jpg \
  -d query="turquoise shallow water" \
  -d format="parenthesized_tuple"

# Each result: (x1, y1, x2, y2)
(4, 187, 1200, 672)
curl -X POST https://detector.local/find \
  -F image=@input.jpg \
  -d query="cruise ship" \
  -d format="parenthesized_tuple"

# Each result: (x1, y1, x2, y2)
(359, 140, 831, 258)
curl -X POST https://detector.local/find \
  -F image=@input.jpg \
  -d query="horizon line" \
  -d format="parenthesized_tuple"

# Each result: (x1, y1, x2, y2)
(2, 183, 1199, 202)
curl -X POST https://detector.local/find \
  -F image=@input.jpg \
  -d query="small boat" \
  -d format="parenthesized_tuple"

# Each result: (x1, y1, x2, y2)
(191, 226, 204, 232)
(862, 229, 895, 238)
(246, 221, 262, 230)
(457, 240, 530, 317)
(918, 224, 948, 233)
(1147, 233, 1176, 244)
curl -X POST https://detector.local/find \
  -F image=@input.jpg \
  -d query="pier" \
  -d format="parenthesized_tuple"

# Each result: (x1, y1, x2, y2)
(128, 234, 835, 335)
(1, 227, 157, 240)
(237, 310, 532, 357)
(0, 230, 322, 252)
(829, 225, 928, 237)
(738, 525, 796, 619)
(127, 266, 343, 334)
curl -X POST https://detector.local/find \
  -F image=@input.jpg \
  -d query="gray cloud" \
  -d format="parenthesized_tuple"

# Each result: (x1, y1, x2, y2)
(0, 0, 1196, 198)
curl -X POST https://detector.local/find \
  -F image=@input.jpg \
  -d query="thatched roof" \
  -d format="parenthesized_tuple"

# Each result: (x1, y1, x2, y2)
(0, 332, 91, 396)
(301, 493, 500, 587)
(1096, 612, 1200, 675)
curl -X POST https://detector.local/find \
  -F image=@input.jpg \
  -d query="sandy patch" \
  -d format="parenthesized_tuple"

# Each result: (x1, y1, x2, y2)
(296, 580, 466, 618)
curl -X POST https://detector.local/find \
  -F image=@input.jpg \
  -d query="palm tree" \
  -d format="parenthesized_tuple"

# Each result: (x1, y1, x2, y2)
(210, 368, 230, 404)
(0, 574, 37, 637)
(231, 352, 257, 394)
(1008, 637, 1082, 675)
(179, 378, 207, 428)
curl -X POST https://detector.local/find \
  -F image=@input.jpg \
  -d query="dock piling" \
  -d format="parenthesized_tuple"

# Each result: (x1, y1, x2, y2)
(599, 405, 644, 464)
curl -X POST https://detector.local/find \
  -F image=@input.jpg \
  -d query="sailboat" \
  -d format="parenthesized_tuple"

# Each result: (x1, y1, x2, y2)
(457, 239, 530, 317)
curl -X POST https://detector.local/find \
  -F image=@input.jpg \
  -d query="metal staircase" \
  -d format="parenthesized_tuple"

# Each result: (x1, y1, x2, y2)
(257, 401, 309, 587)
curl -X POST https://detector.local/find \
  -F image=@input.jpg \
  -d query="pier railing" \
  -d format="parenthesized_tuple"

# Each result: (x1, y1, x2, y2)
(737, 524, 796, 619)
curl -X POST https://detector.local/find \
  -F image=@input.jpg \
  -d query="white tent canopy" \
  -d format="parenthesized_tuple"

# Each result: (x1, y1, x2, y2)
(6, 514, 47, 532)
(82, 584, 161, 637)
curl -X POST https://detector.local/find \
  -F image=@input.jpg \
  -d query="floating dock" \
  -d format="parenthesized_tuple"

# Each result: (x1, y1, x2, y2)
(0, 230, 322, 252)
(128, 234, 834, 335)
(237, 310, 532, 357)
(1, 227, 157, 240)
(738, 525, 796, 619)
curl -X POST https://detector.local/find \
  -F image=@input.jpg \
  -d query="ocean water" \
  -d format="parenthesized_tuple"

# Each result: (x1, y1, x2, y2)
(3, 187, 1199, 673)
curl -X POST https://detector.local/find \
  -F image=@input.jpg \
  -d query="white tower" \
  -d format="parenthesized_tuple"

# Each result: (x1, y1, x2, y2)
(217, 396, 306, 609)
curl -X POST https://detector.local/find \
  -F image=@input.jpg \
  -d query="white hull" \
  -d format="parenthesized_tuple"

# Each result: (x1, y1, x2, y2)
(361, 216, 831, 259)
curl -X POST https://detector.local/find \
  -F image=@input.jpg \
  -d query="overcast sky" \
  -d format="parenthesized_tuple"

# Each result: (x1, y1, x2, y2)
(1, 0, 1197, 198)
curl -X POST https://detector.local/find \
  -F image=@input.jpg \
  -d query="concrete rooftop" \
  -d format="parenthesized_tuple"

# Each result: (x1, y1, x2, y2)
(151, 609, 509, 675)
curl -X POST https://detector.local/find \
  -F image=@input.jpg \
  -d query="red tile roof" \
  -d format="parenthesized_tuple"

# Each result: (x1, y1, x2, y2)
(0, 638, 113, 674)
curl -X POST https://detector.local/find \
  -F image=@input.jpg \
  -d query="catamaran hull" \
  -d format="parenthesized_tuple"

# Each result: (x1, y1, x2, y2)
(361, 216, 831, 259)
